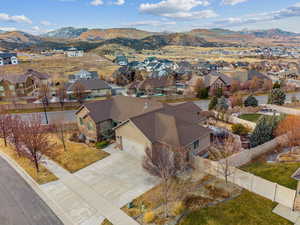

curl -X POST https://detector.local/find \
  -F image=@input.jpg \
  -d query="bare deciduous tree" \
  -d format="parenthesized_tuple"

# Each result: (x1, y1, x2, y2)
(53, 114, 67, 152)
(0, 111, 11, 146)
(21, 115, 55, 172)
(143, 144, 177, 218)
(39, 84, 51, 124)
(56, 84, 68, 110)
(10, 115, 25, 157)
(73, 83, 86, 104)
(209, 135, 241, 184)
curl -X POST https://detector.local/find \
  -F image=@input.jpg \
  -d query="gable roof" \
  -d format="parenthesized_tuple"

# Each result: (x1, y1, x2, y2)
(127, 77, 174, 90)
(78, 96, 163, 123)
(69, 79, 111, 91)
(204, 71, 232, 87)
(248, 70, 270, 80)
(128, 102, 210, 147)
(0, 69, 49, 84)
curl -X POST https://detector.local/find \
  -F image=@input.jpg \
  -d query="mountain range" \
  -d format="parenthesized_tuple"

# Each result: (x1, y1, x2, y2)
(1, 27, 300, 52)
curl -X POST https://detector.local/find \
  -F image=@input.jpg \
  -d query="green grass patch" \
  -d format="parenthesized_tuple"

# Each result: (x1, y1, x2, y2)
(238, 113, 264, 123)
(180, 190, 292, 225)
(241, 162, 300, 189)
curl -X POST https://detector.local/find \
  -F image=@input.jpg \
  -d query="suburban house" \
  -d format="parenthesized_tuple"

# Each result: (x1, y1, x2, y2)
(68, 70, 98, 82)
(0, 69, 50, 98)
(126, 77, 176, 96)
(114, 56, 128, 66)
(66, 79, 112, 99)
(204, 72, 232, 89)
(66, 47, 84, 57)
(76, 96, 211, 156)
(0, 52, 18, 66)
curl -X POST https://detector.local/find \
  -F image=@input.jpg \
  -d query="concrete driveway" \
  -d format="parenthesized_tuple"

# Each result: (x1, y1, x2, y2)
(74, 150, 158, 208)
(41, 146, 159, 225)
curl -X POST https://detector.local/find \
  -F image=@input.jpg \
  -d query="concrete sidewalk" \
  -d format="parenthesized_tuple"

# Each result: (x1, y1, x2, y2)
(42, 153, 154, 225)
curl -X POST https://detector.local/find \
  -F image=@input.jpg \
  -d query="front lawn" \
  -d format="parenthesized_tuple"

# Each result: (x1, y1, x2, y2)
(241, 162, 300, 189)
(179, 190, 292, 225)
(0, 141, 58, 184)
(48, 134, 109, 173)
(238, 113, 264, 123)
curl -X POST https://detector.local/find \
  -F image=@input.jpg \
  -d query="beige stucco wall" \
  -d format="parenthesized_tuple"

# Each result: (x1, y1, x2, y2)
(76, 107, 98, 141)
(186, 133, 211, 155)
(115, 120, 152, 152)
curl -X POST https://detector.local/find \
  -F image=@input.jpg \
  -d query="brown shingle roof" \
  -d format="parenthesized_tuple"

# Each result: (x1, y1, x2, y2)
(204, 72, 232, 88)
(68, 79, 111, 91)
(127, 77, 174, 90)
(80, 96, 164, 123)
(129, 102, 211, 147)
(0, 69, 49, 84)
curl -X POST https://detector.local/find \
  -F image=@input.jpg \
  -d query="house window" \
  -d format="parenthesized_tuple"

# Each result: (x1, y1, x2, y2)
(79, 117, 83, 125)
(87, 121, 94, 130)
(193, 140, 200, 150)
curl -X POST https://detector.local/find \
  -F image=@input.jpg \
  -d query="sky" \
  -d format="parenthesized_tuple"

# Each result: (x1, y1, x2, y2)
(1, 0, 300, 34)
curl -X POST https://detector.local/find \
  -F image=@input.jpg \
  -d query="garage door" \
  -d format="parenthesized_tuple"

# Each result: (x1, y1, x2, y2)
(122, 138, 146, 159)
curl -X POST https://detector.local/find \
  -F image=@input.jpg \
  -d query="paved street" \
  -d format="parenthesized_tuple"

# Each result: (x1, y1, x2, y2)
(18, 110, 76, 124)
(0, 157, 63, 225)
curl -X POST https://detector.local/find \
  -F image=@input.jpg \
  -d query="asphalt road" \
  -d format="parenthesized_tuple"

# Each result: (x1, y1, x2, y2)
(18, 110, 77, 124)
(0, 157, 64, 225)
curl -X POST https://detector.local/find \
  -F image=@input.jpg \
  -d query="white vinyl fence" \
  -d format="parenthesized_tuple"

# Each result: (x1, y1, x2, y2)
(194, 157, 296, 209)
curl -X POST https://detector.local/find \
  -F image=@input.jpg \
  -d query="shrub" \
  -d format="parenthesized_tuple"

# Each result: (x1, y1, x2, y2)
(143, 211, 155, 224)
(95, 140, 109, 149)
(250, 115, 281, 147)
(244, 95, 258, 107)
(172, 201, 185, 216)
(209, 96, 218, 110)
(268, 88, 286, 105)
(273, 81, 281, 89)
(232, 123, 249, 136)
(197, 88, 209, 99)
(217, 96, 229, 112)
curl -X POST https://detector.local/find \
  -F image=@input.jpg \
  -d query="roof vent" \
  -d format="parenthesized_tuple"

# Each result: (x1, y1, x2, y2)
(144, 102, 149, 110)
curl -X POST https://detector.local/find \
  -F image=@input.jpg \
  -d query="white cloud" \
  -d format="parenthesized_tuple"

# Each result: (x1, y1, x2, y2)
(90, 0, 103, 6)
(0, 13, 32, 24)
(222, 0, 248, 5)
(213, 3, 300, 27)
(0, 27, 17, 32)
(139, 0, 215, 19)
(114, 0, 125, 5)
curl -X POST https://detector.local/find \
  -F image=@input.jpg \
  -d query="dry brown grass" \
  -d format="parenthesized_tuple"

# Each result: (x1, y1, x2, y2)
(0, 53, 119, 82)
(0, 140, 58, 184)
(47, 134, 109, 173)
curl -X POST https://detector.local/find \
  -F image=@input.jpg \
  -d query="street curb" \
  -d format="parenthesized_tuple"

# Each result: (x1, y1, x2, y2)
(0, 151, 75, 225)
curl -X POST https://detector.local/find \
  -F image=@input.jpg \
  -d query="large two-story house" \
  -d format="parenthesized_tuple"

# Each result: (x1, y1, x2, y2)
(0, 69, 50, 99)
(76, 96, 211, 157)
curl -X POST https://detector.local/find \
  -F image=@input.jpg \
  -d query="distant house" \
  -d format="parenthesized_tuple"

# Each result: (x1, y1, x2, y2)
(0, 69, 50, 98)
(68, 70, 98, 83)
(66, 47, 84, 57)
(67, 79, 112, 99)
(204, 72, 232, 89)
(144, 56, 158, 65)
(247, 70, 270, 81)
(0, 52, 18, 66)
(114, 56, 128, 66)
(127, 77, 176, 96)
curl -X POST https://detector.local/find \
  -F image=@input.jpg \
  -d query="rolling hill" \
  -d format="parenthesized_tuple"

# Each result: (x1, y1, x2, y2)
(1, 28, 300, 52)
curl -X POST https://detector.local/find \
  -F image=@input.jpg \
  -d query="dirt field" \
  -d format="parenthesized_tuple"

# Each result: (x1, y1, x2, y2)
(0, 53, 120, 82)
